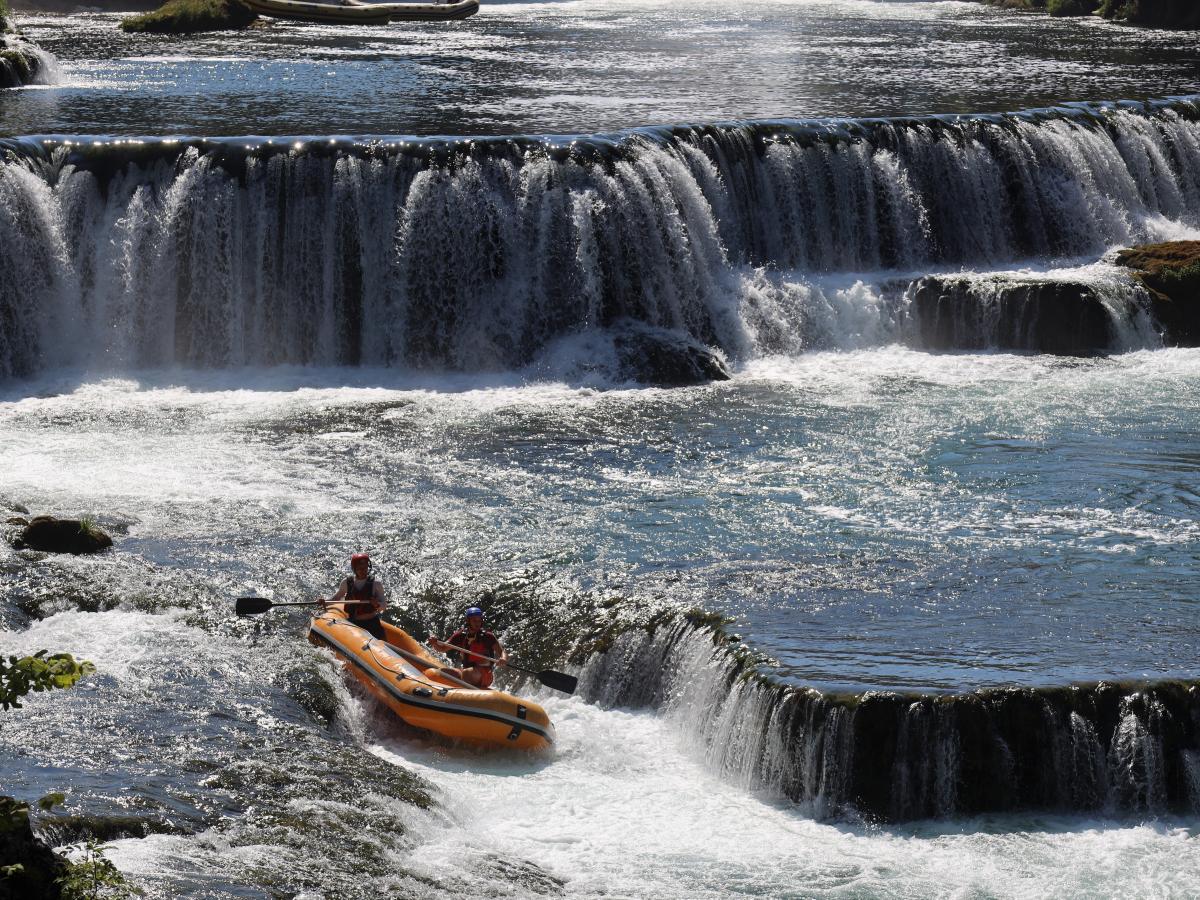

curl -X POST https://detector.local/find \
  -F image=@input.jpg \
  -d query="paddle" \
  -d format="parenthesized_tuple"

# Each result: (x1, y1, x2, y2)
(235, 596, 321, 616)
(429, 639, 577, 695)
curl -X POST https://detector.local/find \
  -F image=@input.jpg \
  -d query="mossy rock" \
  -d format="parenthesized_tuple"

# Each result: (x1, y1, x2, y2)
(1047, 0, 1097, 14)
(0, 47, 35, 88)
(35, 813, 179, 846)
(12, 516, 113, 555)
(1099, 0, 1200, 27)
(1115, 241, 1200, 345)
(0, 797, 68, 900)
(120, 0, 258, 34)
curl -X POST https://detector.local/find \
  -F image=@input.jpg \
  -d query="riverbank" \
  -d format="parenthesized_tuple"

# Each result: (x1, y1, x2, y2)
(981, 0, 1200, 26)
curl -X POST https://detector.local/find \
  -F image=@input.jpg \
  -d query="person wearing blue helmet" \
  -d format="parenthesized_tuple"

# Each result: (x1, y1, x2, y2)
(428, 605, 506, 688)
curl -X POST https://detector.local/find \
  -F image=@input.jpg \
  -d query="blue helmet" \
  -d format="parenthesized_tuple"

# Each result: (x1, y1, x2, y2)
(465, 606, 484, 619)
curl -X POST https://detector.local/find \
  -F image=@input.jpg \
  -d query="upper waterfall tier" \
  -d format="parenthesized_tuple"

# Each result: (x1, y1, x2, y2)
(2, 98, 1199, 378)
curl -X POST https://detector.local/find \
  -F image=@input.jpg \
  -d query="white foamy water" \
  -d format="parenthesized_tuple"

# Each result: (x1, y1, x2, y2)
(372, 692, 1200, 899)
(2, 350, 1199, 896)
(7, 607, 1198, 899)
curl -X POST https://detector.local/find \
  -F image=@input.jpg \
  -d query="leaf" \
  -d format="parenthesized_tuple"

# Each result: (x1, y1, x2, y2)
(37, 792, 66, 812)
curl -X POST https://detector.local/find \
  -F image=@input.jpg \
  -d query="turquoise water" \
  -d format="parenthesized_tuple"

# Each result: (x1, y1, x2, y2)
(2, 1, 1200, 895)
(2, 350, 1198, 692)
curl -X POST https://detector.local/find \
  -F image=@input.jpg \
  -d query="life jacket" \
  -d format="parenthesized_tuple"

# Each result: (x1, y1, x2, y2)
(448, 629, 499, 669)
(344, 576, 378, 621)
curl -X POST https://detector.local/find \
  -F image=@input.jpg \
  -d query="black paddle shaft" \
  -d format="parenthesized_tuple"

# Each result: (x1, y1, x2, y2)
(235, 596, 320, 616)
(432, 640, 577, 695)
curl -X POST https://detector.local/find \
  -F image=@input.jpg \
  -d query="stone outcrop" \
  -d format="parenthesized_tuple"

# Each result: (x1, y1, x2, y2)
(12, 516, 113, 555)
(0, 18, 44, 88)
(612, 323, 732, 387)
(978, 0, 1200, 26)
(1114, 241, 1200, 345)
(0, 797, 65, 900)
(1099, 0, 1200, 27)
(120, 0, 258, 34)
(907, 276, 1118, 354)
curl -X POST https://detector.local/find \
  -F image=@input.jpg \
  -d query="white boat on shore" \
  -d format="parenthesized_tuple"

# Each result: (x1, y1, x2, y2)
(243, 0, 479, 24)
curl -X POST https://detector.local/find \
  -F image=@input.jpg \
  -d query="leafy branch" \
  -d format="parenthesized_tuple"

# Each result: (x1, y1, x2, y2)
(0, 651, 95, 710)
(57, 838, 134, 900)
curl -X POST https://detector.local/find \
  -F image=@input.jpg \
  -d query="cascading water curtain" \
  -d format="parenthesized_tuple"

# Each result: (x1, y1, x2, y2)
(1, 98, 1199, 378)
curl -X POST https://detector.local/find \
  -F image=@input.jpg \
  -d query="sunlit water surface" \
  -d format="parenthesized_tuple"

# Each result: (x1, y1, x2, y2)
(2, 350, 1198, 693)
(2, 1, 1199, 135)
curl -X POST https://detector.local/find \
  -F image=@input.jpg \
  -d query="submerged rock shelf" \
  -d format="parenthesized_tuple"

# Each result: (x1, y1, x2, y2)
(578, 616, 1200, 822)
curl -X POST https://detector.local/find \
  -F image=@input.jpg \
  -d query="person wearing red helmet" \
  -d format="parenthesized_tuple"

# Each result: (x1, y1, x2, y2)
(321, 552, 388, 639)
(428, 606, 507, 688)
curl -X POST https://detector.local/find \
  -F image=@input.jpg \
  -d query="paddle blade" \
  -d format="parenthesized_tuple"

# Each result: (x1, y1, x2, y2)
(537, 669, 577, 695)
(235, 596, 273, 616)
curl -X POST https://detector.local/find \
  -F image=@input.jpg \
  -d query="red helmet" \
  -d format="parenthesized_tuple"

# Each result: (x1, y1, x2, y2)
(350, 553, 371, 570)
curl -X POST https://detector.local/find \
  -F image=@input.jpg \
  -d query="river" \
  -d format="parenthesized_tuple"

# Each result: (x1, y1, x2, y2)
(1, 1, 1199, 897)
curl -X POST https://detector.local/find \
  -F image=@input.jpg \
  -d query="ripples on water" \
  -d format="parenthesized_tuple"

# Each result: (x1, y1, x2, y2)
(2, 2, 1199, 895)
(3, 1, 1200, 135)
(2, 350, 1198, 692)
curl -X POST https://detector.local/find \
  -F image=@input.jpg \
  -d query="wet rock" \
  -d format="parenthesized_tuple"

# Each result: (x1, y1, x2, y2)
(0, 19, 45, 89)
(12, 517, 114, 555)
(1114, 241, 1200, 345)
(120, 0, 258, 34)
(35, 813, 178, 846)
(908, 275, 1118, 354)
(279, 661, 341, 727)
(0, 797, 67, 900)
(611, 323, 731, 386)
(1100, 0, 1200, 28)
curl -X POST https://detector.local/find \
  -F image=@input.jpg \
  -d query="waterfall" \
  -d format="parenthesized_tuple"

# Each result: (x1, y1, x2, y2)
(0, 30, 60, 88)
(2, 97, 1200, 378)
(577, 621, 1200, 822)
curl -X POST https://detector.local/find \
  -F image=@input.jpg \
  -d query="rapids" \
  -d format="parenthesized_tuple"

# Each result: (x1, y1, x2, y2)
(3, 0, 1200, 895)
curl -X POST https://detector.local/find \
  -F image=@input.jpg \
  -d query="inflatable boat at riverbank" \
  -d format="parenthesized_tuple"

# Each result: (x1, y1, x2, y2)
(242, 0, 479, 24)
(308, 605, 555, 751)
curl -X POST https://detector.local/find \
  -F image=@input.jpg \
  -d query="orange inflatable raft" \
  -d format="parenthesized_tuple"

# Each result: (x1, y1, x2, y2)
(308, 605, 555, 751)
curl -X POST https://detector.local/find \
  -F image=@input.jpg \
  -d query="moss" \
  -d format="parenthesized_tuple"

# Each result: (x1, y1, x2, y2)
(0, 48, 33, 83)
(120, 0, 257, 34)
(36, 813, 180, 845)
(1047, 0, 1097, 14)
(681, 607, 732, 631)
(1098, 0, 1200, 24)
(1115, 241, 1200, 344)
(278, 661, 341, 726)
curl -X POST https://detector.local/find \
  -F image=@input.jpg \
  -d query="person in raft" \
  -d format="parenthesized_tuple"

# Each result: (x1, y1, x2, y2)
(428, 606, 507, 688)
(321, 552, 388, 639)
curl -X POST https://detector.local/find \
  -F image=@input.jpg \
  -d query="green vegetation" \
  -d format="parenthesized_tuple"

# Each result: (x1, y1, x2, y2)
(0, 651, 95, 710)
(56, 839, 134, 900)
(1047, 0, 1095, 15)
(120, 0, 257, 34)
(0, 660, 130, 899)
(982, 0, 1200, 24)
